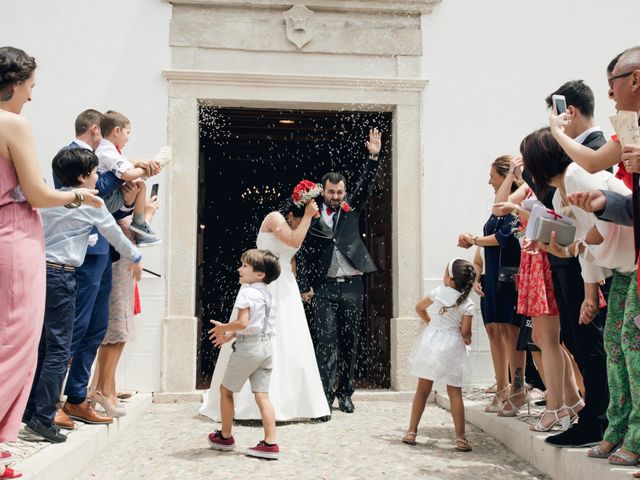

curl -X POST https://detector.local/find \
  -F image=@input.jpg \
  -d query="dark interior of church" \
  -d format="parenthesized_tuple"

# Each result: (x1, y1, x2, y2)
(196, 106, 393, 389)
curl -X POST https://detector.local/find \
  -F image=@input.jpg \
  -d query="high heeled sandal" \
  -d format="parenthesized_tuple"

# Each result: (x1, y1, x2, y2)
(455, 436, 472, 452)
(587, 441, 622, 459)
(497, 389, 531, 417)
(92, 390, 126, 418)
(484, 383, 497, 394)
(530, 407, 570, 432)
(484, 385, 510, 413)
(402, 431, 417, 445)
(565, 398, 585, 424)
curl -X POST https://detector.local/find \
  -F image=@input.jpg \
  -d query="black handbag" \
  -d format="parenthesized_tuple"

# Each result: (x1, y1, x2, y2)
(498, 265, 518, 283)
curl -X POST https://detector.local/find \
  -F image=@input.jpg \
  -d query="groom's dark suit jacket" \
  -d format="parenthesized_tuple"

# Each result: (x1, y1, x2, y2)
(297, 158, 380, 293)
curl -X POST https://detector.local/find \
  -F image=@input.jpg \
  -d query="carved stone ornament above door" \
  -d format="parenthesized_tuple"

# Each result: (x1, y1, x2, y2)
(283, 5, 314, 49)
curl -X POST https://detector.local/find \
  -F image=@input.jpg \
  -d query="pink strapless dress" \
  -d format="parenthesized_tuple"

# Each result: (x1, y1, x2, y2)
(0, 152, 45, 442)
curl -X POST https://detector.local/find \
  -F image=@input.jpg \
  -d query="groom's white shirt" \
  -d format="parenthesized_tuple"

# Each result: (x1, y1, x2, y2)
(321, 205, 335, 229)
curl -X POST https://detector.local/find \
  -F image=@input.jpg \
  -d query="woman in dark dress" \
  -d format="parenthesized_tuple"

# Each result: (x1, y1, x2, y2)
(459, 155, 525, 413)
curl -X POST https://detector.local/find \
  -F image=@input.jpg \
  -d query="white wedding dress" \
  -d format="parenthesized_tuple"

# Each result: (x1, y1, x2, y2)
(199, 231, 330, 421)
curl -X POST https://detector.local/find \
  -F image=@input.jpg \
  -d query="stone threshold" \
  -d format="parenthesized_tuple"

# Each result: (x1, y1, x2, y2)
(153, 389, 420, 404)
(11, 393, 152, 480)
(435, 391, 636, 480)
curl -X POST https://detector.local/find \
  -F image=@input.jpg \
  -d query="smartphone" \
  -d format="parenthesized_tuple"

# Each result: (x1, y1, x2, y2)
(150, 183, 159, 199)
(552, 94, 567, 116)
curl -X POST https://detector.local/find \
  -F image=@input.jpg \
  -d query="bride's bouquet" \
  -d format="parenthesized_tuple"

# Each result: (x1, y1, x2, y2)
(292, 180, 322, 211)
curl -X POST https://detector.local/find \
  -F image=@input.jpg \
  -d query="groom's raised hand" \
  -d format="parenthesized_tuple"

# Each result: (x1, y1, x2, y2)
(366, 128, 382, 158)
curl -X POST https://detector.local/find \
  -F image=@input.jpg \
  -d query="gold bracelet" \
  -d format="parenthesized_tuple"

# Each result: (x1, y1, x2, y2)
(64, 190, 84, 209)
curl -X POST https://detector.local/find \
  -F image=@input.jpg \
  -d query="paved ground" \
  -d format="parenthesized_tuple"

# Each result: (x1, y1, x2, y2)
(79, 399, 549, 480)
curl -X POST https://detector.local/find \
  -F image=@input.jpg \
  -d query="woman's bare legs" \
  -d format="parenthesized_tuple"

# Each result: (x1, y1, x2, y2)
(531, 315, 570, 428)
(95, 342, 126, 404)
(485, 323, 510, 409)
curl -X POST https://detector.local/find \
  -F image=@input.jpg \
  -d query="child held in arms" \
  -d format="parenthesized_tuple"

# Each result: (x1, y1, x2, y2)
(96, 110, 162, 247)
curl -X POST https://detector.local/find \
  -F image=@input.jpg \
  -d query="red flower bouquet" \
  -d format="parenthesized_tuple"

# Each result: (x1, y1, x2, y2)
(292, 180, 322, 217)
(292, 180, 322, 206)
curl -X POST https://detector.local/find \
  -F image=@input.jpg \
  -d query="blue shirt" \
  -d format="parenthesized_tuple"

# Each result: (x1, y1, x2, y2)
(41, 189, 141, 267)
(56, 140, 123, 256)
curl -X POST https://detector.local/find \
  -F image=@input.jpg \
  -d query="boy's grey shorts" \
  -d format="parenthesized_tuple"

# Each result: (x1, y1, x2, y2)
(103, 188, 125, 214)
(222, 335, 273, 393)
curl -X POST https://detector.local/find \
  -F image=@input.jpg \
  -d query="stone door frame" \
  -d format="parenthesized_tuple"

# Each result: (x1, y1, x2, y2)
(161, 69, 426, 392)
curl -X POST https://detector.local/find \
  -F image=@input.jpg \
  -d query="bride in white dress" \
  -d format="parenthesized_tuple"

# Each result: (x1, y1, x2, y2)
(200, 195, 331, 421)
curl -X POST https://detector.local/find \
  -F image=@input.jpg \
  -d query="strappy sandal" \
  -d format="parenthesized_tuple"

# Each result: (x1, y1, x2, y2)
(608, 449, 640, 466)
(497, 389, 531, 417)
(587, 441, 622, 459)
(530, 407, 570, 432)
(402, 431, 417, 445)
(484, 383, 497, 394)
(484, 385, 510, 413)
(565, 398, 585, 424)
(455, 437, 472, 452)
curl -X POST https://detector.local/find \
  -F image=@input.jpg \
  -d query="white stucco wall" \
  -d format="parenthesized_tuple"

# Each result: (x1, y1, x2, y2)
(3, 0, 172, 392)
(5, 0, 640, 392)
(421, 0, 640, 384)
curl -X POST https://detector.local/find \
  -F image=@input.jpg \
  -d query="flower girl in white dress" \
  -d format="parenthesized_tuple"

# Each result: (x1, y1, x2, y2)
(200, 181, 331, 421)
(402, 258, 476, 451)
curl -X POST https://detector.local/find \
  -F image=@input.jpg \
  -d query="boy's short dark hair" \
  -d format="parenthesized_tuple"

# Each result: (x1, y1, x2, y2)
(322, 172, 346, 189)
(52, 148, 99, 187)
(100, 110, 130, 138)
(74, 109, 102, 136)
(544, 80, 595, 118)
(241, 249, 281, 284)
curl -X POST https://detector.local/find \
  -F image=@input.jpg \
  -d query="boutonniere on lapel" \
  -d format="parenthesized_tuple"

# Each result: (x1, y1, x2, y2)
(292, 179, 322, 218)
(340, 201, 351, 213)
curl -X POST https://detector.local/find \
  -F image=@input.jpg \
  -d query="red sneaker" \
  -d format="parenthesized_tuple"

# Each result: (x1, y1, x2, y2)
(207, 430, 235, 451)
(0, 467, 22, 479)
(0, 452, 12, 466)
(245, 440, 280, 460)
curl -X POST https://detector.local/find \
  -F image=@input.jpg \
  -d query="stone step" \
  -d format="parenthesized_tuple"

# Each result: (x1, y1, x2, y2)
(435, 391, 636, 480)
(9, 394, 152, 480)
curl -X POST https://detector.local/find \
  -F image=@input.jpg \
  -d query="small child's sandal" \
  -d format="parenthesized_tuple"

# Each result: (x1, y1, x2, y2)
(455, 436, 472, 452)
(402, 431, 417, 445)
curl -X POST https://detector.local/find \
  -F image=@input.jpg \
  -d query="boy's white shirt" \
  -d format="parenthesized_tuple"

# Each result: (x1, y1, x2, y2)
(95, 138, 134, 179)
(232, 282, 276, 336)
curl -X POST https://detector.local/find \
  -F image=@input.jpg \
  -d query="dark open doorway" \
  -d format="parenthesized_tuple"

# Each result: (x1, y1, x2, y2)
(195, 106, 392, 390)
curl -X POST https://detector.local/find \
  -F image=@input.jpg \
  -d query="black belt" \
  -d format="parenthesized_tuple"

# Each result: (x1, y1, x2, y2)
(46, 261, 76, 272)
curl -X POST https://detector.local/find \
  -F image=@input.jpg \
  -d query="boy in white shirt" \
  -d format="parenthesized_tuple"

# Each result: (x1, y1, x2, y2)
(208, 249, 282, 459)
(95, 110, 161, 247)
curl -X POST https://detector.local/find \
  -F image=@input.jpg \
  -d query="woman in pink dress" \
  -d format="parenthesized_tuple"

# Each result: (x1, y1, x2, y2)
(0, 47, 100, 479)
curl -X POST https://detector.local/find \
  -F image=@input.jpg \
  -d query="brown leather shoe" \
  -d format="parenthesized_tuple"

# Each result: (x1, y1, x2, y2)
(54, 408, 76, 430)
(63, 400, 113, 424)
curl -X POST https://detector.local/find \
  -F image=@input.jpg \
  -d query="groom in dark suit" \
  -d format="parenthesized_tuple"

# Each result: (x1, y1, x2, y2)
(298, 128, 382, 413)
